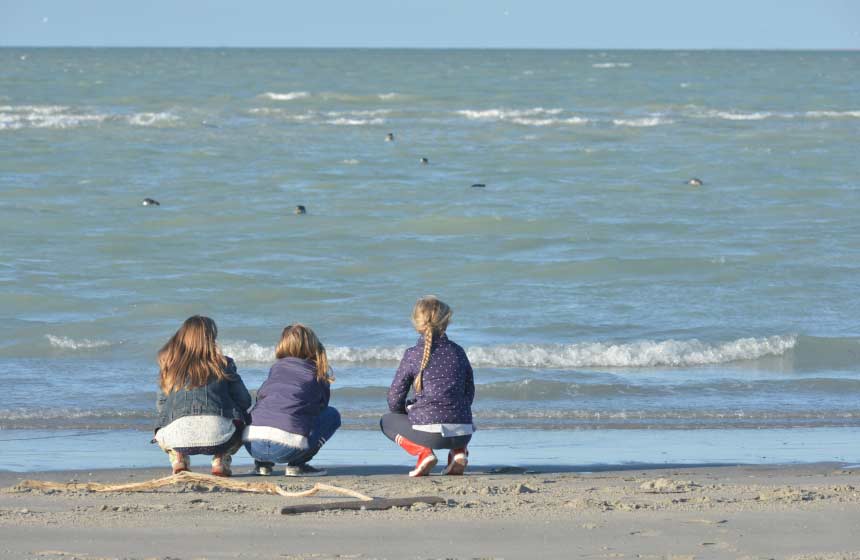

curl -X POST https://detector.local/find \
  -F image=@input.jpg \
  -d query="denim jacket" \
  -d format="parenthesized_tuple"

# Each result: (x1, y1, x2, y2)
(155, 357, 252, 431)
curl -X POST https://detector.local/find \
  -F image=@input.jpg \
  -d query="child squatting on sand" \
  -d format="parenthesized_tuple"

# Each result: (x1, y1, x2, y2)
(243, 324, 340, 477)
(381, 296, 475, 477)
(154, 316, 252, 477)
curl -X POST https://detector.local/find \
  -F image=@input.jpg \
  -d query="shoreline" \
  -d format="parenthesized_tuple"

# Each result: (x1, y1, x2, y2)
(2, 462, 859, 559)
(1, 426, 858, 473)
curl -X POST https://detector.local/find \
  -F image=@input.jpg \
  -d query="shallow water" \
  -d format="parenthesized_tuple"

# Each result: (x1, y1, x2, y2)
(1, 49, 859, 465)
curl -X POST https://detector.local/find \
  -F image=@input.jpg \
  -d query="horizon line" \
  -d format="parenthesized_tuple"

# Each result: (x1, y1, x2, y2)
(2, 45, 859, 52)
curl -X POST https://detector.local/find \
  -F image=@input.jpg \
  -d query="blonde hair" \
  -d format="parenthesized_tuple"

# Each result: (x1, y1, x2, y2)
(411, 295, 453, 392)
(275, 324, 334, 384)
(158, 316, 231, 394)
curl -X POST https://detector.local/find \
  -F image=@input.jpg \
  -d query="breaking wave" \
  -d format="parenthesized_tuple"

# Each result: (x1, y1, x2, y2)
(45, 335, 111, 350)
(223, 335, 797, 368)
(260, 91, 310, 101)
(612, 116, 673, 127)
(0, 105, 180, 130)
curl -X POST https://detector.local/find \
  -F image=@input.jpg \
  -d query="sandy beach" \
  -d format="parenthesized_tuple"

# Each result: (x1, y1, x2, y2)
(1, 463, 859, 559)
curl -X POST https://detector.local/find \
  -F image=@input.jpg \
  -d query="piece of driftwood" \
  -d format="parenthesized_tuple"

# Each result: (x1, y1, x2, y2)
(281, 495, 445, 515)
(12, 471, 372, 501)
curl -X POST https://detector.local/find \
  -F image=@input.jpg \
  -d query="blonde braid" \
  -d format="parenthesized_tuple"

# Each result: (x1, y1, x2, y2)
(414, 327, 433, 392)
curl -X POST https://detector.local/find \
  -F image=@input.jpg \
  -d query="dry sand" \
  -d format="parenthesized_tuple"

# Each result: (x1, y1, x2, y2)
(1, 463, 859, 559)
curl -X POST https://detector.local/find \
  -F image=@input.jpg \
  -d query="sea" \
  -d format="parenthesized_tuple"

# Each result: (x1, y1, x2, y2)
(1, 48, 858, 472)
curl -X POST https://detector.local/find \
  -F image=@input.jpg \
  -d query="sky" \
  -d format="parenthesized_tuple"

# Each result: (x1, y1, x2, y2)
(1, 0, 859, 49)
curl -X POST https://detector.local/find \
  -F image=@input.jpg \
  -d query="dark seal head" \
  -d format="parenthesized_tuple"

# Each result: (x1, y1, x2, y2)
(686, 178, 703, 187)
(141, 198, 160, 206)
(294, 205, 307, 215)
(385, 132, 395, 142)
(420, 157, 429, 165)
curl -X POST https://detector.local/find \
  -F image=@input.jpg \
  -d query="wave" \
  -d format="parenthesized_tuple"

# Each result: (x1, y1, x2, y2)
(126, 112, 179, 126)
(688, 107, 860, 121)
(3, 405, 858, 431)
(260, 91, 310, 101)
(695, 109, 773, 121)
(456, 107, 565, 121)
(804, 110, 860, 119)
(325, 117, 385, 126)
(45, 334, 111, 350)
(259, 91, 404, 102)
(592, 62, 632, 68)
(612, 117, 673, 127)
(0, 105, 181, 130)
(0, 105, 109, 130)
(222, 335, 797, 368)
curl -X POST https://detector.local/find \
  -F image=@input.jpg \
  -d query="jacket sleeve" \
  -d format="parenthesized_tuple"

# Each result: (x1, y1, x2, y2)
(225, 358, 253, 417)
(155, 388, 167, 432)
(387, 350, 415, 413)
(463, 352, 475, 407)
(320, 380, 331, 411)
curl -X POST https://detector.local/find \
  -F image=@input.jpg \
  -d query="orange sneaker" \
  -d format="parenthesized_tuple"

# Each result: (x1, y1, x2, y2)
(395, 434, 438, 477)
(442, 448, 468, 476)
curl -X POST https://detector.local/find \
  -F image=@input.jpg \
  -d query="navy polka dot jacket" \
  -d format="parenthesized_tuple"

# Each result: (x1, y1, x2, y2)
(387, 333, 475, 425)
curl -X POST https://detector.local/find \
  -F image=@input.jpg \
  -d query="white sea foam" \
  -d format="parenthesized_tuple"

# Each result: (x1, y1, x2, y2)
(46, 334, 111, 350)
(221, 341, 273, 362)
(341, 159, 360, 164)
(456, 108, 565, 121)
(0, 105, 110, 130)
(804, 110, 860, 118)
(612, 117, 672, 127)
(325, 117, 385, 126)
(325, 109, 392, 117)
(377, 92, 401, 100)
(592, 62, 632, 68)
(463, 336, 796, 368)
(261, 91, 310, 101)
(509, 116, 590, 127)
(127, 112, 179, 126)
(223, 335, 797, 368)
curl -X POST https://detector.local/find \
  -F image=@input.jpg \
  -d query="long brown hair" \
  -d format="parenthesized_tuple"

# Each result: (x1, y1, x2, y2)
(275, 324, 334, 384)
(158, 315, 231, 394)
(411, 295, 452, 392)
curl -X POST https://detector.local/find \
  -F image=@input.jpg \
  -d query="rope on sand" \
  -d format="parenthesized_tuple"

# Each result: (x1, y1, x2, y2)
(10, 471, 373, 501)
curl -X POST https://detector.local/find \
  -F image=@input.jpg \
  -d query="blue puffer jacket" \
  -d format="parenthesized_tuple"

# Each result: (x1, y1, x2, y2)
(249, 357, 331, 437)
(155, 357, 252, 431)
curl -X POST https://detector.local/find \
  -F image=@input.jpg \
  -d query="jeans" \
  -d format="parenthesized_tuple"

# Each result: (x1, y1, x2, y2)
(245, 406, 341, 466)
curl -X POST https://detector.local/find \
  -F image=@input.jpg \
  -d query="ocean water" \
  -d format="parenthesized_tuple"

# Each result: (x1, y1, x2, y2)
(1, 49, 859, 470)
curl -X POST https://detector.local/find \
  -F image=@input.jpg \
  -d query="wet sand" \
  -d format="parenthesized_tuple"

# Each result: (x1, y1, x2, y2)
(1, 463, 859, 559)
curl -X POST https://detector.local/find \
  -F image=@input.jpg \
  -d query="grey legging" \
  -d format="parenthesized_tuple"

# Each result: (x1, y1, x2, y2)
(380, 412, 472, 450)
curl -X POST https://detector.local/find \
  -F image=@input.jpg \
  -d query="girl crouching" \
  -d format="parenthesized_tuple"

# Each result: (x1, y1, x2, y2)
(154, 316, 251, 477)
(244, 324, 340, 477)
(381, 296, 475, 477)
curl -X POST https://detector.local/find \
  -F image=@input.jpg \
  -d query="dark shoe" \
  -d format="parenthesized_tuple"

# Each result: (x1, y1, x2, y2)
(253, 461, 274, 476)
(284, 464, 327, 477)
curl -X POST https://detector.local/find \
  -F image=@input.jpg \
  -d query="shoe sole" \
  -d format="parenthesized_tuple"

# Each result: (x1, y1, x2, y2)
(284, 469, 327, 477)
(442, 456, 468, 475)
(172, 466, 189, 475)
(409, 454, 438, 477)
(211, 469, 232, 477)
